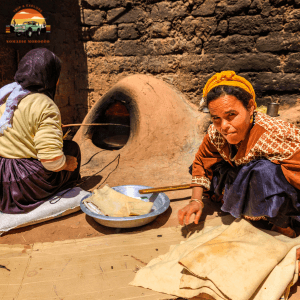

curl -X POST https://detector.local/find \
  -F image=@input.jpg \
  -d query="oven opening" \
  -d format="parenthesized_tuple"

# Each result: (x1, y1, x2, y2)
(91, 101, 130, 150)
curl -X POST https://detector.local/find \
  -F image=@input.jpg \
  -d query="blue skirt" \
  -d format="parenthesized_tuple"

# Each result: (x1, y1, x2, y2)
(191, 159, 300, 227)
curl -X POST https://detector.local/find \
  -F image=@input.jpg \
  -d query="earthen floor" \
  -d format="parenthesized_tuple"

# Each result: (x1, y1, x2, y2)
(1, 189, 300, 299)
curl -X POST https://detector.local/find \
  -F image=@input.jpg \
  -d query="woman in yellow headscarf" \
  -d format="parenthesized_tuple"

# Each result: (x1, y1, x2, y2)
(178, 71, 300, 238)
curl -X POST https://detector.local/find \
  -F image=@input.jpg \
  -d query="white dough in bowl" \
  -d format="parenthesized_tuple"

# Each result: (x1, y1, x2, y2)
(83, 185, 153, 217)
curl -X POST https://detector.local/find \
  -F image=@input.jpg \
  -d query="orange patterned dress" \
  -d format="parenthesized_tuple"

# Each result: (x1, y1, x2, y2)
(191, 112, 300, 226)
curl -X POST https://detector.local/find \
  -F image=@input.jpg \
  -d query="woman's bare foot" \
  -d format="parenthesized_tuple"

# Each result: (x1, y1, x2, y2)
(271, 225, 297, 238)
(211, 194, 224, 204)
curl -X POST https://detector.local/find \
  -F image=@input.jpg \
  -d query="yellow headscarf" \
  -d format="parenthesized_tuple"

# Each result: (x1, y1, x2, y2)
(203, 71, 257, 108)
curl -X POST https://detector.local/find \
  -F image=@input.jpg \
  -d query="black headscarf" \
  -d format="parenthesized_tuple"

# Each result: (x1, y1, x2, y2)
(14, 48, 61, 100)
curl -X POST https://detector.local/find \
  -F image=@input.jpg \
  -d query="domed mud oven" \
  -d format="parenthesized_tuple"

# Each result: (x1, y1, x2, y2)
(74, 75, 210, 188)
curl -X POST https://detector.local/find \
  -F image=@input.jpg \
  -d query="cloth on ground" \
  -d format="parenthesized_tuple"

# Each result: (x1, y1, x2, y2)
(0, 187, 91, 236)
(130, 217, 300, 300)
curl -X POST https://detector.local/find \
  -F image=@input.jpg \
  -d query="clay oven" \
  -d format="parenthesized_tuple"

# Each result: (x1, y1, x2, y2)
(74, 75, 209, 188)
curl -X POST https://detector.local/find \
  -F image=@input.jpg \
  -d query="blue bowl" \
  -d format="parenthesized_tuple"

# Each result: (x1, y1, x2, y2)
(80, 185, 170, 228)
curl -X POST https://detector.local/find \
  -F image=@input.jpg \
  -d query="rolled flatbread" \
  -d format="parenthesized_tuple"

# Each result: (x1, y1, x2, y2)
(83, 185, 153, 217)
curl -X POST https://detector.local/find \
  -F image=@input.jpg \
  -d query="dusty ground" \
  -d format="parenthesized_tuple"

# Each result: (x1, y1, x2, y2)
(0, 190, 218, 245)
(1, 104, 300, 298)
(1, 188, 300, 299)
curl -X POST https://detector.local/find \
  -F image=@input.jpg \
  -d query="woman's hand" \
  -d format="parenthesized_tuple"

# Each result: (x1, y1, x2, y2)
(41, 155, 78, 172)
(62, 155, 78, 172)
(178, 200, 204, 225)
(53, 155, 78, 172)
(178, 186, 204, 225)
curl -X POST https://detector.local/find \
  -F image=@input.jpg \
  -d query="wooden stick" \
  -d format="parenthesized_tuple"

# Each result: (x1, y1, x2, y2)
(62, 123, 130, 128)
(139, 184, 192, 194)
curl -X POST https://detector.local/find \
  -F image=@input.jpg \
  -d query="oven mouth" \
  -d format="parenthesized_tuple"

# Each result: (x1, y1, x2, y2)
(90, 99, 131, 150)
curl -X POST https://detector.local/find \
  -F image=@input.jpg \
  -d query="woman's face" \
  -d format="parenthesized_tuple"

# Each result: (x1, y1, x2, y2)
(208, 95, 255, 144)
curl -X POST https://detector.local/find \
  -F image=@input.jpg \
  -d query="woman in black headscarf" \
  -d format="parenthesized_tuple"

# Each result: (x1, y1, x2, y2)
(0, 48, 81, 214)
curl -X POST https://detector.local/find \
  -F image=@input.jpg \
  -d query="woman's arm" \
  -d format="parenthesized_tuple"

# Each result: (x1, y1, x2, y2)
(32, 97, 78, 171)
(40, 154, 77, 172)
(178, 132, 224, 225)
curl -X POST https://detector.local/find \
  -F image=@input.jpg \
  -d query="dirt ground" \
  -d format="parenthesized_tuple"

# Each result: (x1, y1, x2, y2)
(1, 188, 300, 299)
(1, 102, 300, 298)
(0, 190, 217, 245)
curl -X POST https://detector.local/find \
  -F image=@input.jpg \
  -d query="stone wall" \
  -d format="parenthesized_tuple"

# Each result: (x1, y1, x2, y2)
(1, 0, 300, 126)
(81, 0, 300, 110)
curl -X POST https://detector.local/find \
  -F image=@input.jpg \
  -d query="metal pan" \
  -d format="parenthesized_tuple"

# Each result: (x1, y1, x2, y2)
(80, 185, 170, 228)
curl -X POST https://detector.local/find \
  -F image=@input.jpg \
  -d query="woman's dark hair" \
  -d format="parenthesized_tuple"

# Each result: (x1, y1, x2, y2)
(206, 85, 253, 109)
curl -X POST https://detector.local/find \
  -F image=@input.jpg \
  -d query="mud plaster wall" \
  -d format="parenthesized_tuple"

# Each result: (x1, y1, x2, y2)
(1, 0, 300, 125)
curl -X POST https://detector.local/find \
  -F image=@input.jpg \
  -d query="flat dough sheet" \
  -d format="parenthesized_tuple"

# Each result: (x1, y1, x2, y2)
(83, 185, 153, 217)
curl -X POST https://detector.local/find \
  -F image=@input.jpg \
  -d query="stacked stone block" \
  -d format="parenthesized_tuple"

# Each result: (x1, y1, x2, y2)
(80, 0, 300, 108)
